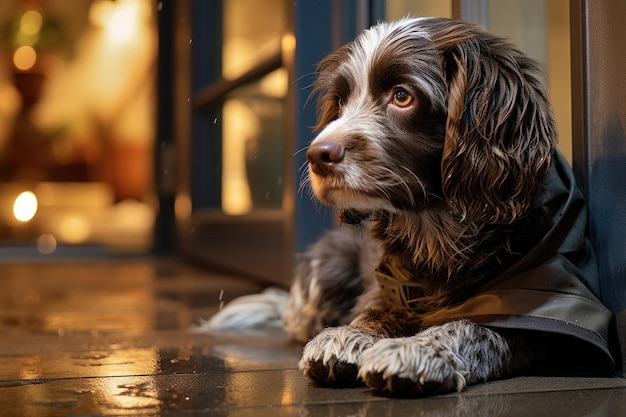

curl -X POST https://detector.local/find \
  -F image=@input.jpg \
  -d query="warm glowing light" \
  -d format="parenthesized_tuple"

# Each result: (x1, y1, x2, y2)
(0, 84, 21, 115)
(57, 215, 92, 244)
(107, 0, 142, 44)
(175, 194, 192, 219)
(260, 68, 288, 98)
(281, 33, 296, 55)
(20, 10, 43, 35)
(89, 0, 115, 27)
(222, 100, 257, 215)
(13, 45, 37, 71)
(13, 191, 38, 222)
(37, 234, 57, 255)
(89, 0, 146, 44)
(222, 39, 255, 80)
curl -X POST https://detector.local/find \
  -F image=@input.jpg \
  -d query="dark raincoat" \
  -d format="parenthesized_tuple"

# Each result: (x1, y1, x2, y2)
(376, 151, 616, 375)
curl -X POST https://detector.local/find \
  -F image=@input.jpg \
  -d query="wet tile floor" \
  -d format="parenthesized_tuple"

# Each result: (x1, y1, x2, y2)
(1, 260, 625, 416)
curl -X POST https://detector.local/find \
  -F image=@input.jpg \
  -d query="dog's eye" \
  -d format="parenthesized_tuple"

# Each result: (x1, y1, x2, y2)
(392, 89, 413, 108)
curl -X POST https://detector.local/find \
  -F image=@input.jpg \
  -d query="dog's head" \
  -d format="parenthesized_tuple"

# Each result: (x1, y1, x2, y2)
(305, 17, 556, 225)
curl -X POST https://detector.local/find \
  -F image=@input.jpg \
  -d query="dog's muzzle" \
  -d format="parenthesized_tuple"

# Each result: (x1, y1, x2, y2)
(306, 141, 345, 177)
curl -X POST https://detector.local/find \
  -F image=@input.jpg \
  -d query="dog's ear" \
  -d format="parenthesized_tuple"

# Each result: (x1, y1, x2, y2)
(433, 21, 557, 224)
(311, 43, 353, 133)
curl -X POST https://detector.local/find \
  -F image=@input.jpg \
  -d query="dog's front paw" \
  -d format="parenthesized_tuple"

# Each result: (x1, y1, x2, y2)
(299, 326, 377, 387)
(358, 337, 467, 396)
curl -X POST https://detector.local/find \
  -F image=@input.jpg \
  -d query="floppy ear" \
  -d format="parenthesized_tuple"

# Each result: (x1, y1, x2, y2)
(434, 22, 557, 224)
(311, 43, 353, 133)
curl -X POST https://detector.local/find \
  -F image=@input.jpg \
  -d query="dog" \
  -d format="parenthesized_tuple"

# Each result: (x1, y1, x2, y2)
(283, 17, 615, 396)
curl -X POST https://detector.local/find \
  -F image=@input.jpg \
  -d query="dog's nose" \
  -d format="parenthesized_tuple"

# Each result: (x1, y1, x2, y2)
(306, 141, 345, 176)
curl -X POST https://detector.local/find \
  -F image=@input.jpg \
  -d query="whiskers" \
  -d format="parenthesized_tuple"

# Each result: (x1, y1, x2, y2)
(355, 166, 413, 207)
(356, 164, 436, 210)
(296, 148, 435, 217)
(297, 161, 313, 198)
(293, 146, 309, 158)
(294, 145, 313, 197)
(297, 157, 333, 218)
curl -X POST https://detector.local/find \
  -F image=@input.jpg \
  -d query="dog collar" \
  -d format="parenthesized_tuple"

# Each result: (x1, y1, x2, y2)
(375, 263, 427, 311)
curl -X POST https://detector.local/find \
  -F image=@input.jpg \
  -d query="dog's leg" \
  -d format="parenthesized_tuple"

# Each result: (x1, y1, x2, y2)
(283, 226, 379, 343)
(358, 320, 537, 395)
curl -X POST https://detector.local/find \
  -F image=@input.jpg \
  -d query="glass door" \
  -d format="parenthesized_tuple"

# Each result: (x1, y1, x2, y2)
(168, 0, 385, 286)
(168, 0, 293, 285)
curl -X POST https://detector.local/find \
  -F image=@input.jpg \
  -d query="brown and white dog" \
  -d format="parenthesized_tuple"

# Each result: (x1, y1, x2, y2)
(283, 17, 615, 396)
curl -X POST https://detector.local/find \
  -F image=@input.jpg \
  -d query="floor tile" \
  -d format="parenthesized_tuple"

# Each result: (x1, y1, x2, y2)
(0, 330, 301, 382)
(3, 372, 625, 417)
(1, 260, 625, 417)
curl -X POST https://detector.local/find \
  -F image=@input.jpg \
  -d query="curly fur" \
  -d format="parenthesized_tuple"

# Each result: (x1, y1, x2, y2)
(285, 17, 560, 396)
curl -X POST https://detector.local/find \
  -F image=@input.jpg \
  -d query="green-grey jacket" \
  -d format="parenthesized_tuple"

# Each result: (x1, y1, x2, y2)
(377, 151, 616, 375)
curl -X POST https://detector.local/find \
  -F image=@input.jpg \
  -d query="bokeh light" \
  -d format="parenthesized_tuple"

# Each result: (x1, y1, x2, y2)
(37, 234, 57, 254)
(13, 191, 38, 222)
(13, 45, 37, 71)
(20, 10, 43, 36)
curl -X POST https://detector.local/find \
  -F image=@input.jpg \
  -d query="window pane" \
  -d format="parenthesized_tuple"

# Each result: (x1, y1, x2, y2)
(219, 0, 288, 215)
(222, 0, 286, 80)
(221, 69, 286, 214)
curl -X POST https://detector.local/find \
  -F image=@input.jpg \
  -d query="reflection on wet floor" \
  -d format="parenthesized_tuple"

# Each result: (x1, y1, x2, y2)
(0, 260, 625, 416)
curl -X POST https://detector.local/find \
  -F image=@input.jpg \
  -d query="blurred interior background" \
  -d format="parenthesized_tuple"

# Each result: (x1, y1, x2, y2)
(0, 0, 156, 254)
